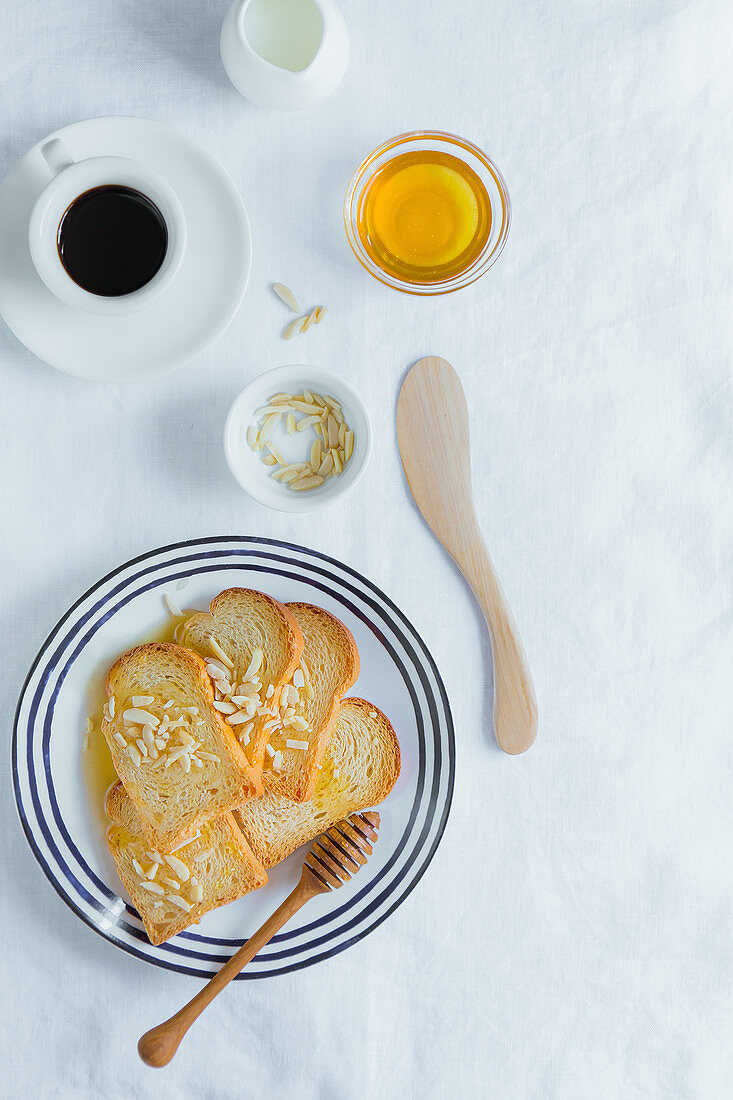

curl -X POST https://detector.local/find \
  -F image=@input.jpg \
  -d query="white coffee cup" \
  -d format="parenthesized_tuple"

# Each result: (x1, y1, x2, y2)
(28, 138, 186, 315)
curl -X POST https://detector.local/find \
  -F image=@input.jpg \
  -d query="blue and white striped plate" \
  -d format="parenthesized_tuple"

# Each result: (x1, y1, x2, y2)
(13, 537, 454, 979)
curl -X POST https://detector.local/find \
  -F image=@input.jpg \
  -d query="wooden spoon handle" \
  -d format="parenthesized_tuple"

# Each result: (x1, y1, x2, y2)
(453, 527, 537, 755)
(138, 880, 315, 1067)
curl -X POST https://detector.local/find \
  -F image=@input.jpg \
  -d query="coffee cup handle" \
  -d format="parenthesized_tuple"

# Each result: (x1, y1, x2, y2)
(40, 138, 75, 176)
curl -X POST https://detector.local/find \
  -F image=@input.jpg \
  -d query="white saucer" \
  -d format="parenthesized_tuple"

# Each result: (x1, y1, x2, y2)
(0, 117, 252, 382)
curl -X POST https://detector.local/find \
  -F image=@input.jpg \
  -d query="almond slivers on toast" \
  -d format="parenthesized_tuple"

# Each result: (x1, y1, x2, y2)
(105, 782, 267, 945)
(260, 602, 360, 803)
(176, 588, 303, 775)
(101, 642, 261, 852)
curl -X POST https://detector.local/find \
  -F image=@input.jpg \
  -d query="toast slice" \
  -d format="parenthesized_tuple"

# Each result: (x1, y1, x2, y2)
(236, 698, 400, 869)
(261, 602, 360, 803)
(105, 781, 267, 946)
(101, 642, 261, 852)
(176, 588, 303, 774)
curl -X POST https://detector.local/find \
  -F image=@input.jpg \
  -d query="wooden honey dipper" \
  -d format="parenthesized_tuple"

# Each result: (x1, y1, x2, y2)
(138, 811, 380, 1067)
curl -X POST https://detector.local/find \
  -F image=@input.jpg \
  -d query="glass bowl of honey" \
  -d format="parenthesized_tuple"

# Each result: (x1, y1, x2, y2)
(344, 130, 510, 295)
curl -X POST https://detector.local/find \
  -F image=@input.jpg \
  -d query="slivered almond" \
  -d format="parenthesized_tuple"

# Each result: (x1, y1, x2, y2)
(164, 594, 183, 618)
(318, 452, 334, 477)
(164, 746, 190, 767)
(190, 881, 203, 904)
(122, 708, 158, 726)
(327, 415, 339, 448)
(164, 854, 190, 881)
(127, 744, 142, 766)
(290, 400, 322, 415)
(167, 895, 192, 912)
(209, 637, 234, 668)
(338, 422, 346, 448)
(255, 405, 288, 418)
(197, 751, 221, 763)
(227, 711, 253, 725)
(262, 454, 277, 467)
(310, 439, 322, 470)
(266, 442, 286, 464)
(303, 389, 315, 403)
(269, 392, 293, 404)
(314, 306, 327, 323)
(300, 307, 318, 333)
(258, 412, 281, 444)
(272, 282, 299, 312)
(283, 317, 302, 340)
(324, 394, 341, 410)
(205, 659, 229, 679)
(246, 425, 258, 448)
(291, 474, 324, 491)
(244, 648, 263, 679)
(230, 693, 257, 706)
(131, 695, 154, 708)
(344, 430, 354, 461)
(170, 832, 200, 853)
(139, 880, 165, 895)
(292, 669, 305, 689)
(287, 412, 297, 435)
(213, 701, 237, 714)
(296, 414, 321, 432)
(113, 731, 127, 749)
(333, 450, 343, 474)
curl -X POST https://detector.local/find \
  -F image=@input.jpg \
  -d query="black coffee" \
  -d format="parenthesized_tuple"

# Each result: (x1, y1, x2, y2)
(57, 184, 168, 297)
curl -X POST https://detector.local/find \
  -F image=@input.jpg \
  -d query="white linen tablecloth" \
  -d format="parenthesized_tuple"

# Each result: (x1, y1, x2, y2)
(1, 1, 731, 1096)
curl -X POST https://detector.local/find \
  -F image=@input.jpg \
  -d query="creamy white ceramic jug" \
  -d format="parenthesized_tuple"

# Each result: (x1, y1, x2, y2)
(220, 0, 349, 110)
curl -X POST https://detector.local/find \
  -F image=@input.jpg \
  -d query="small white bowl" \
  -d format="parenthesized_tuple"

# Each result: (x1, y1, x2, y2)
(225, 365, 372, 512)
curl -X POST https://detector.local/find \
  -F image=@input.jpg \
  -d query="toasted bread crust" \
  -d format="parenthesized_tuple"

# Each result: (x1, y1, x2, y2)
(262, 602, 361, 802)
(105, 781, 267, 945)
(237, 698, 401, 869)
(178, 588, 303, 774)
(102, 642, 261, 852)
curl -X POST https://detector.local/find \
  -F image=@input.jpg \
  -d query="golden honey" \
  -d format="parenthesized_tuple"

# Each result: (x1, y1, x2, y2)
(356, 149, 492, 284)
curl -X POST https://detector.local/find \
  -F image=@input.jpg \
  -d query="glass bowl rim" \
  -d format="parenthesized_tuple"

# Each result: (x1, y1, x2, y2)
(343, 129, 511, 296)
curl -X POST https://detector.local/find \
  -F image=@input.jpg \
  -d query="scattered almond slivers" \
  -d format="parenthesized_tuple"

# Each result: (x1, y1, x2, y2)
(246, 389, 355, 492)
(273, 280, 327, 339)
(272, 282, 299, 313)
